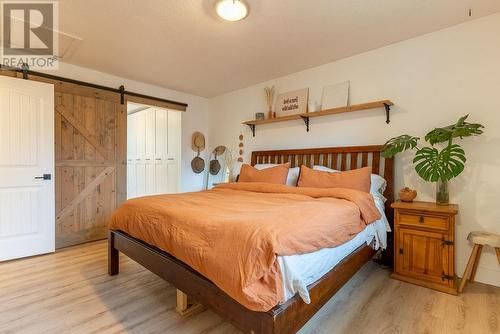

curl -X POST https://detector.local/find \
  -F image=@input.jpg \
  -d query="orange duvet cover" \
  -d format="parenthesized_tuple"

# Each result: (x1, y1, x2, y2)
(109, 182, 380, 311)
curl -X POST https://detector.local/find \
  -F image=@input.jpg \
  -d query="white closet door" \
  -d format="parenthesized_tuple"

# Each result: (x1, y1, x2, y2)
(135, 161, 146, 197)
(135, 111, 146, 159)
(155, 163, 168, 194)
(145, 161, 156, 195)
(127, 161, 137, 199)
(127, 114, 137, 162)
(155, 108, 168, 160)
(127, 107, 181, 198)
(144, 108, 155, 160)
(126, 112, 136, 199)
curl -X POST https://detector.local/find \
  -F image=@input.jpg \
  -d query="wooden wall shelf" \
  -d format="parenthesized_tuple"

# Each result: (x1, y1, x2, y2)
(243, 100, 394, 137)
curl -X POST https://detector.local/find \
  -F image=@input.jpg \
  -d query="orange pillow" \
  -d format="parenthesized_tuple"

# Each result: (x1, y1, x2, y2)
(239, 163, 290, 184)
(297, 165, 371, 192)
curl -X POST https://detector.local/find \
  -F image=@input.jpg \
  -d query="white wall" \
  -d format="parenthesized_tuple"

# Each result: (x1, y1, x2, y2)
(44, 62, 209, 192)
(209, 13, 500, 287)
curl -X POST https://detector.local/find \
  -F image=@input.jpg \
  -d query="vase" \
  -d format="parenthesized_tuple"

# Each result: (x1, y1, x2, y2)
(436, 179, 449, 205)
(267, 107, 273, 119)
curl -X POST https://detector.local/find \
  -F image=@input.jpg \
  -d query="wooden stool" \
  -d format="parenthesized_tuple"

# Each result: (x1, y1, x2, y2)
(458, 231, 500, 293)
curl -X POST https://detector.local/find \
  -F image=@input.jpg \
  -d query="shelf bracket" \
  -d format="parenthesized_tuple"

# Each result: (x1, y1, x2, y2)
(300, 116, 310, 132)
(21, 63, 29, 80)
(384, 103, 391, 124)
(247, 124, 256, 137)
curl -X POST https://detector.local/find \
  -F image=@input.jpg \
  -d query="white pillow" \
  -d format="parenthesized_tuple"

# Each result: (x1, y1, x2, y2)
(254, 164, 300, 186)
(312, 165, 387, 196)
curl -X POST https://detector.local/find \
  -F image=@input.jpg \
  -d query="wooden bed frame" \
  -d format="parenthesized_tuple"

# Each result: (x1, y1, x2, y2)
(108, 145, 394, 334)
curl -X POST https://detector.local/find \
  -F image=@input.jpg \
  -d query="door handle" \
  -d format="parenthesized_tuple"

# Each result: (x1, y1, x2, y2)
(167, 158, 175, 161)
(34, 174, 51, 180)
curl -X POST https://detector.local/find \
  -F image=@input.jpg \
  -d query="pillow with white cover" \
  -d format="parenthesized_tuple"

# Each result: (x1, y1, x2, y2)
(312, 165, 386, 198)
(254, 164, 300, 186)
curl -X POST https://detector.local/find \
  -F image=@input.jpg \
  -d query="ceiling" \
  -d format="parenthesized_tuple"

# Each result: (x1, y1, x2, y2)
(59, 0, 500, 97)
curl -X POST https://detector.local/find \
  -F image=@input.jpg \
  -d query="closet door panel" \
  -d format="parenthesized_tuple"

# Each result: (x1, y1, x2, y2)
(127, 162, 137, 199)
(155, 109, 168, 160)
(135, 162, 146, 197)
(127, 113, 137, 159)
(155, 162, 168, 194)
(145, 161, 155, 195)
(135, 112, 146, 159)
(145, 108, 155, 160)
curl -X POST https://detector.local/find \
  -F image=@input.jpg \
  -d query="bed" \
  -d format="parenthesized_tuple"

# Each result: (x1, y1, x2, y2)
(108, 145, 394, 334)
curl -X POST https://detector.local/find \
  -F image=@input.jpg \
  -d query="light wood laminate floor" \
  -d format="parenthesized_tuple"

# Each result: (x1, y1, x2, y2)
(1, 241, 499, 334)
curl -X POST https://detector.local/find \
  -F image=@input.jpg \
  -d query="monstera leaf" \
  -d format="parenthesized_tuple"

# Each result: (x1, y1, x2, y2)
(413, 144, 466, 182)
(381, 135, 420, 158)
(425, 114, 484, 145)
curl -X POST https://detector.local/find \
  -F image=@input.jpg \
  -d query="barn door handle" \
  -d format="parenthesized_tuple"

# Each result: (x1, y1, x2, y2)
(34, 174, 51, 180)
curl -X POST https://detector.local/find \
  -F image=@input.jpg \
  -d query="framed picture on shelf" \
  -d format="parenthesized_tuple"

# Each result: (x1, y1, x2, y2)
(275, 88, 309, 117)
(321, 81, 350, 110)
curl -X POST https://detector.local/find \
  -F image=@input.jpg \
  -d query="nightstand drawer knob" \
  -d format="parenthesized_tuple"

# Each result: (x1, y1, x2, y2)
(419, 216, 425, 224)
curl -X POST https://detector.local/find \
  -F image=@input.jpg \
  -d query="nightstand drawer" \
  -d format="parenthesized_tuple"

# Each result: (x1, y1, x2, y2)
(399, 213, 449, 230)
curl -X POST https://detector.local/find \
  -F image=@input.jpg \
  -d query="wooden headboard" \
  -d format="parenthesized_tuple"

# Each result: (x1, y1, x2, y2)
(251, 145, 394, 209)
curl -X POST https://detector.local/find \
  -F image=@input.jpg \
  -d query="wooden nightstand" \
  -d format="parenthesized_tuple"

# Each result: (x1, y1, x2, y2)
(391, 201, 459, 295)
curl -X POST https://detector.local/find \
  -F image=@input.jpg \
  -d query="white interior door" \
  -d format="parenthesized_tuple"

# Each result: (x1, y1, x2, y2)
(0, 76, 55, 261)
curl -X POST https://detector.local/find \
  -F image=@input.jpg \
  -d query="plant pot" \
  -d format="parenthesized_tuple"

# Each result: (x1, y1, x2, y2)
(436, 179, 449, 205)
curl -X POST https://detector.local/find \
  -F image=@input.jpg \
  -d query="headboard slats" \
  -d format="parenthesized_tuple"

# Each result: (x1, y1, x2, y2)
(313, 154, 319, 165)
(361, 152, 368, 167)
(340, 153, 347, 171)
(297, 155, 304, 167)
(372, 152, 380, 175)
(332, 153, 339, 169)
(351, 153, 358, 170)
(321, 154, 328, 167)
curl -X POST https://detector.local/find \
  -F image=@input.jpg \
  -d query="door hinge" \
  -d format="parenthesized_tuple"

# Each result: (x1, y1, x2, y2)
(441, 272, 455, 281)
(442, 239, 454, 247)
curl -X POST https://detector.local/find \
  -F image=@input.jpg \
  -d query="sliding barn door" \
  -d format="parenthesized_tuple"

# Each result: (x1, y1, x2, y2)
(53, 85, 126, 248)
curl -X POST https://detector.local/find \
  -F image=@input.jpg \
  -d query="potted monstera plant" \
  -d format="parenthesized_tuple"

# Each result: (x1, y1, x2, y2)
(381, 115, 484, 205)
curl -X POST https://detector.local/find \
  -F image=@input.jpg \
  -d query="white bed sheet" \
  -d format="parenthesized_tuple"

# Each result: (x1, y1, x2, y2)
(278, 196, 389, 303)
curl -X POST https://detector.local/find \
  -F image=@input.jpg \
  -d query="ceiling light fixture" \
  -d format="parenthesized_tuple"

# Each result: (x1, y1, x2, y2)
(216, 0, 249, 22)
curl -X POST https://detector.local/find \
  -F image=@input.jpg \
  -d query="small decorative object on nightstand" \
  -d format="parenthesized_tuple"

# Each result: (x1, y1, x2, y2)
(399, 187, 417, 202)
(391, 200, 459, 294)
